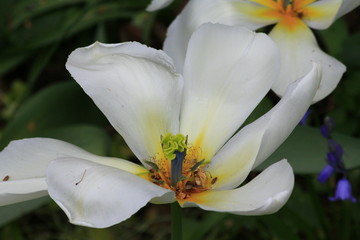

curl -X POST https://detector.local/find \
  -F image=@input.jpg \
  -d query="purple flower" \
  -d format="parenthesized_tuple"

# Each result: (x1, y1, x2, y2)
(326, 152, 337, 166)
(328, 139, 343, 160)
(318, 165, 335, 183)
(299, 109, 312, 125)
(320, 125, 331, 138)
(329, 178, 357, 203)
(320, 117, 335, 139)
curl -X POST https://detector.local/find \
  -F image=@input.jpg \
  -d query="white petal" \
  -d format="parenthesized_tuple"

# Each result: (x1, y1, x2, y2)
(206, 64, 320, 191)
(163, 0, 275, 72)
(303, 0, 342, 29)
(0, 138, 146, 206)
(269, 22, 346, 102)
(251, 64, 321, 168)
(336, 0, 360, 18)
(146, 0, 173, 11)
(47, 157, 174, 228)
(0, 179, 47, 206)
(206, 126, 266, 190)
(183, 160, 294, 216)
(66, 42, 183, 163)
(180, 23, 279, 161)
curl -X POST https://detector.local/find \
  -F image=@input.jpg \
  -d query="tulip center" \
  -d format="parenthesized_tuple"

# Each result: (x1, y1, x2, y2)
(261, 0, 314, 31)
(147, 133, 217, 200)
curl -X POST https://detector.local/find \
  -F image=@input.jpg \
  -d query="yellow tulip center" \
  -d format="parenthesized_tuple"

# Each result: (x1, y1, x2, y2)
(146, 133, 217, 201)
(260, 0, 316, 31)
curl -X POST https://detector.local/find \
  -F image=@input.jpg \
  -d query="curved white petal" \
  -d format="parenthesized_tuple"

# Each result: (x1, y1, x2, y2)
(180, 23, 279, 161)
(303, 0, 342, 29)
(336, 0, 360, 18)
(182, 160, 294, 216)
(206, 126, 267, 190)
(47, 157, 174, 228)
(66, 42, 183, 163)
(163, 0, 275, 72)
(269, 22, 346, 102)
(251, 64, 321, 168)
(207, 64, 320, 190)
(0, 138, 146, 206)
(146, 0, 173, 11)
(0, 179, 47, 206)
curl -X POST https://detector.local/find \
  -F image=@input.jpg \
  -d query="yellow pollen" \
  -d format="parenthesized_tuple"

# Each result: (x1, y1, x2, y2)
(147, 138, 217, 201)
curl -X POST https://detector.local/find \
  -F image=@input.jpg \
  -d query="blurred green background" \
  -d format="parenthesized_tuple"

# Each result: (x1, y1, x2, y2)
(0, 0, 359, 239)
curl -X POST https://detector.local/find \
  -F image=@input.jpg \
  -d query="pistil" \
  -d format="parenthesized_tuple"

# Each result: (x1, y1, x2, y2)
(171, 150, 186, 186)
(147, 133, 217, 200)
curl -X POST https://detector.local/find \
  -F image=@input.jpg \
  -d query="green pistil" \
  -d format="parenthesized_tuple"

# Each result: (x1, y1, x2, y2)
(161, 133, 187, 161)
(161, 133, 187, 186)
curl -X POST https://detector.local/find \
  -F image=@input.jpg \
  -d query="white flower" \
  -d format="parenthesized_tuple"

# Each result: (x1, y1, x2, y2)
(0, 24, 321, 228)
(164, 0, 359, 102)
(147, 0, 174, 11)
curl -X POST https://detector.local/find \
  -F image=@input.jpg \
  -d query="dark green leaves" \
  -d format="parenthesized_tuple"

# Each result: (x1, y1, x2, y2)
(258, 126, 360, 174)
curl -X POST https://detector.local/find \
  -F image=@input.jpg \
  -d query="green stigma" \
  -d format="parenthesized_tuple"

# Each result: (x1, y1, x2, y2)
(161, 133, 187, 160)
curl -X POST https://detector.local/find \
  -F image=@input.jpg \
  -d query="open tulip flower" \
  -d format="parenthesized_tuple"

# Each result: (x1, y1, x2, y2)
(164, 0, 359, 102)
(0, 24, 321, 228)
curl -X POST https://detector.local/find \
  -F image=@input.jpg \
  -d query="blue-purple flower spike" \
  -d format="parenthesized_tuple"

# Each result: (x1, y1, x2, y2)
(329, 178, 357, 203)
(318, 116, 357, 203)
(318, 117, 346, 182)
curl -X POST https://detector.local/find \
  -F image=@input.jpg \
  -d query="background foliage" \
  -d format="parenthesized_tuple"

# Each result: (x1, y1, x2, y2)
(0, 0, 359, 239)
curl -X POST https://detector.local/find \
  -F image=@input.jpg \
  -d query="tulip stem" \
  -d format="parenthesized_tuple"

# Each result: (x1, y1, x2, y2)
(171, 202, 183, 240)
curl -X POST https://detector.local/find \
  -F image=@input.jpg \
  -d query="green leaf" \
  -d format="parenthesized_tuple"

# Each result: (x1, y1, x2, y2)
(37, 124, 111, 155)
(0, 0, 148, 76)
(0, 197, 50, 227)
(183, 212, 228, 240)
(317, 19, 348, 57)
(258, 126, 360, 174)
(0, 81, 108, 150)
(340, 32, 360, 67)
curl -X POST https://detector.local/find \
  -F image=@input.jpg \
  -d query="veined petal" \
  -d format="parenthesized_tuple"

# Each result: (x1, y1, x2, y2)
(47, 157, 174, 228)
(269, 22, 345, 102)
(336, 0, 360, 19)
(146, 0, 173, 11)
(163, 0, 276, 72)
(66, 42, 183, 164)
(180, 23, 279, 161)
(302, 0, 342, 29)
(182, 160, 294, 216)
(0, 138, 146, 206)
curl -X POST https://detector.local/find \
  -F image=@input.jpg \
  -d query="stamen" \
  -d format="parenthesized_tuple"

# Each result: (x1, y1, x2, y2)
(145, 160, 159, 172)
(149, 133, 215, 200)
(190, 159, 205, 172)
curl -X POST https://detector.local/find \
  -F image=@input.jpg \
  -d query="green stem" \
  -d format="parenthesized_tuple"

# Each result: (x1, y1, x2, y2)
(171, 202, 183, 240)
